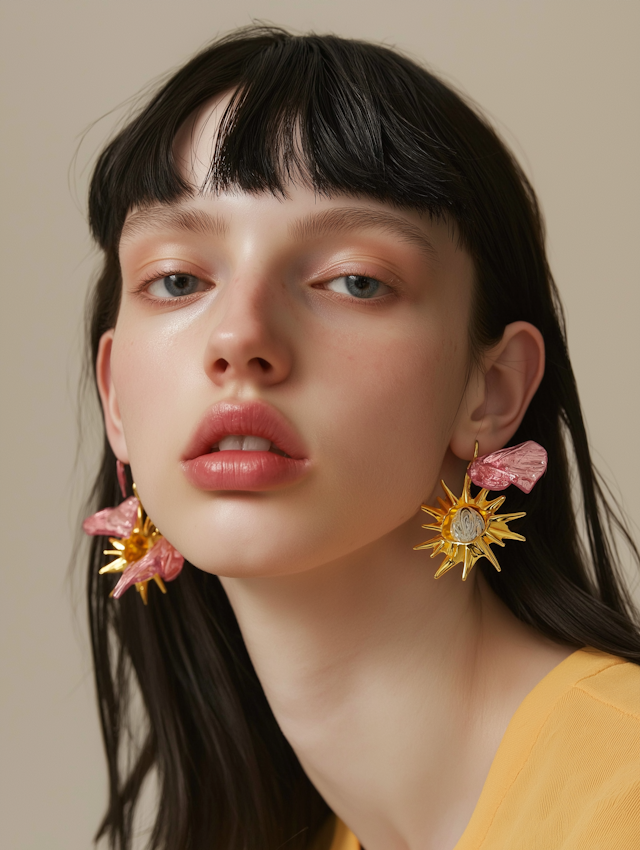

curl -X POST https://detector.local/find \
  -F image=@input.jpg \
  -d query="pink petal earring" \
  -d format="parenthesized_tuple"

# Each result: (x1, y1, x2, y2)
(83, 461, 184, 604)
(414, 441, 547, 581)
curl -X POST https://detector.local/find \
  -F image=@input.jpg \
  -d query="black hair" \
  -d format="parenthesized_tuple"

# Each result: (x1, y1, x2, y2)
(84, 25, 640, 850)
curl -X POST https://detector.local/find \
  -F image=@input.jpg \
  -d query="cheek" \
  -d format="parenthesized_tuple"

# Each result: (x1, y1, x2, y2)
(109, 319, 195, 479)
(308, 318, 467, 524)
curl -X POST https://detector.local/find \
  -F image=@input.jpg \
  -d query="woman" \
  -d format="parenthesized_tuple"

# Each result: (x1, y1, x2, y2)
(83, 26, 640, 850)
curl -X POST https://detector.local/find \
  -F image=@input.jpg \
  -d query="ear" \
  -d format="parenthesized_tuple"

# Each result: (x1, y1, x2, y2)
(96, 329, 130, 464)
(450, 321, 545, 460)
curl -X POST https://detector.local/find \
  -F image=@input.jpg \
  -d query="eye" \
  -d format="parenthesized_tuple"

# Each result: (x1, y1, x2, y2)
(147, 273, 207, 298)
(326, 274, 390, 299)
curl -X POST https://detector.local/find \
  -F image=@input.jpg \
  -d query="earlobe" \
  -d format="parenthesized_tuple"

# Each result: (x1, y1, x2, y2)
(96, 329, 130, 464)
(451, 321, 545, 459)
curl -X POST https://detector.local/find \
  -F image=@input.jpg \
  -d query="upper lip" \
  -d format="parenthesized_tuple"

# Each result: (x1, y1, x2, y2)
(181, 400, 308, 461)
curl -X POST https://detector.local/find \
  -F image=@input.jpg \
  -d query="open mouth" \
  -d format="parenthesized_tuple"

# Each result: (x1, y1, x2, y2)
(181, 401, 310, 490)
(209, 435, 291, 457)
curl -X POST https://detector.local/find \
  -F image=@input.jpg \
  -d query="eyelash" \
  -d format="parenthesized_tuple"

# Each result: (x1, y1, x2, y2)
(315, 275, 396, 303)
(137, 270, 185, 288)
(134, 269, 210, 298)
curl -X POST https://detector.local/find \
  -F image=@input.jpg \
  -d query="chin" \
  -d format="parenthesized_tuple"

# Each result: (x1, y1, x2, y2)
(173, 519, 328, 579)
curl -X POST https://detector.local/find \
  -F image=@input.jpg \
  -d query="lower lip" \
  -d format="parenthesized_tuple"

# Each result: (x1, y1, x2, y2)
(181, 451, 310, 491)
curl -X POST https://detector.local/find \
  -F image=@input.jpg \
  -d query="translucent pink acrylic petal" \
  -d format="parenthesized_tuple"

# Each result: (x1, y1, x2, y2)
(111, 547, 163, 599)
(468, 441, 547, 493)
(110, 538, 184, 599)
(155, 537, 184, 582)
(82, 496, 139, 537)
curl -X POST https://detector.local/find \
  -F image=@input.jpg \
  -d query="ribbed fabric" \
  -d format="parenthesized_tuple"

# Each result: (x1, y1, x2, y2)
(330, 649, 640, 849)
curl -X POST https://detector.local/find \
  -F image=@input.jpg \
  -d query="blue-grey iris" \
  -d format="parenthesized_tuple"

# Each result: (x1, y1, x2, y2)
(163, 274, 199, 297)
(345, 275, 380, 298)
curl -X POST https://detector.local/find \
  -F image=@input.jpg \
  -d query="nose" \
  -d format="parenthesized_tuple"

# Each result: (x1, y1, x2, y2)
(204, 275, 293, 388)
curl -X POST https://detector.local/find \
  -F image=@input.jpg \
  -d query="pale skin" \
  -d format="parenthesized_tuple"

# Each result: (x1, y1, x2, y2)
(96, 98, 572, 850)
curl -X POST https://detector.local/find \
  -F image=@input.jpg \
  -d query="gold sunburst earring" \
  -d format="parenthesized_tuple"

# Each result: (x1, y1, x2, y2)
(414, 441, 547, 581)
(83, 461, 184, 604)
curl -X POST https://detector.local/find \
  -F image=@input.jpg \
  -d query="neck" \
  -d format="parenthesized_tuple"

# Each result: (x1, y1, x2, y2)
(220, 514, 570, 850)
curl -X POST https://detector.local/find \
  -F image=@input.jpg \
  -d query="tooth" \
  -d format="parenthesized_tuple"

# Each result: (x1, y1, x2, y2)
(218, 435, 243, 451)
(242, 436, 271, 451)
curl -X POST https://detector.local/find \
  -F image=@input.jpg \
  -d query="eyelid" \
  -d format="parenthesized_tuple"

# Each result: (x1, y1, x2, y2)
(313, 268, 401, 299)
(325, 274, 392, 298)
(309, 260, 404, 291)
(132, 265, 214, 298)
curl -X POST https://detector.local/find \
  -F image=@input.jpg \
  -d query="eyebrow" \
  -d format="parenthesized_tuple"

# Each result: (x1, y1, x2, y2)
(120, 206, 228, 243)
(120, 203, 438, 259)
(289, 208, 438, 259)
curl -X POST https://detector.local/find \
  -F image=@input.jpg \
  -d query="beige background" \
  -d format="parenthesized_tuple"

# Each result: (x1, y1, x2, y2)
(1, 1, 638, 847)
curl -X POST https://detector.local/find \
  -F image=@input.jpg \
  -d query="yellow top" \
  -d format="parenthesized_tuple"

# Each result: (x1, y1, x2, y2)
(329, 648, 640, 849)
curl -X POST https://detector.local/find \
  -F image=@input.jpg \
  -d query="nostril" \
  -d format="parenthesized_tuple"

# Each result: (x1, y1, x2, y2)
(211, 356, 272, 376)
(213, 358, 230, 374)
(253, 357, 272, 373)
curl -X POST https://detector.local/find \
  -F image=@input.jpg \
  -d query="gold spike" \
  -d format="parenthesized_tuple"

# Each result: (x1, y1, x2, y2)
(488, 522, 526, 543)
(484, 496, 506, 512)
(476, 538, 501, 572)
(414, 539, 440, 550)
(487, 519, 505, 531)
(99, 558, 126, 574)
(499, 530, 526, 543)
(461, 547, 473, 580)
(440, 480, 458, 505)
(492, 512, 526, 523)
(430, 540, 446, 558)
(483, 531, 506, 547)
(421, 505, 444, 519)
(435, 557, 458, 579)
(421, 523, 444, 532)
(136, 581, 149, 605)
(153, 575, 167, 593)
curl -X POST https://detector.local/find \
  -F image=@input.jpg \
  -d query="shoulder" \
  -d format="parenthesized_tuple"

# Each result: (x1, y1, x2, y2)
(455, 649, 640, 850)
(569, 648, 640, 720)
(524, 648, 640, 783)
(496, 650, 640, 847)
(513, 647, 640, 738)
(542, 652, 640, 846)
(542, 648, 640, 754)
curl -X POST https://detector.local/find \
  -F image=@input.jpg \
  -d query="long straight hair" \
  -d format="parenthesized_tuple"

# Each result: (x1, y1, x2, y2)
(83, 26, 640, 850)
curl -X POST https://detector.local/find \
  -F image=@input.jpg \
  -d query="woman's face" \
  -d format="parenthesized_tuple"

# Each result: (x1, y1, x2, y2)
(99, 104, 477, 578)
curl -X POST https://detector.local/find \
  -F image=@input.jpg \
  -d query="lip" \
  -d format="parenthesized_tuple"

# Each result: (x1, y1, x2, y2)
(181, 400, 311, 491)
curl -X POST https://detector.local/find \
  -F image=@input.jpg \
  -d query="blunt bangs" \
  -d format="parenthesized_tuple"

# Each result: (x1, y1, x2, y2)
(89, 29, 474, 250)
